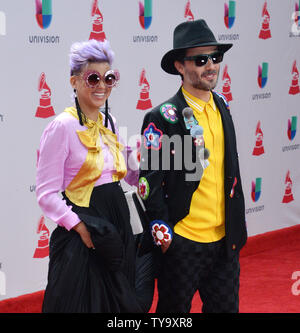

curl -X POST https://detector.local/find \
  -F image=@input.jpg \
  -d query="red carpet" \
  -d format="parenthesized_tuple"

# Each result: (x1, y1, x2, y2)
(1, 225, 299, 313)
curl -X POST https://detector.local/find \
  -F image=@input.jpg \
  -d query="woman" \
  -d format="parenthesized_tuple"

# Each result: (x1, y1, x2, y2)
(36, 39, 154, 312)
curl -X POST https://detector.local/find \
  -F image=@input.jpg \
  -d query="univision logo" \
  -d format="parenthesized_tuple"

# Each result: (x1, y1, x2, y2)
(251, 177, 262, 202)
(258, 62, 268, 88)
(288, 116, 297, 141)
(133, 0, 157, 43)
(35, 0, 52, 29)
(29, 0, 59, 44)
(224, 1, 236, 29)
(219, 1, 239, 42)
(282, 116, 299, 152)
(252, 62, 271, 100)
(139, 0, 152, 30)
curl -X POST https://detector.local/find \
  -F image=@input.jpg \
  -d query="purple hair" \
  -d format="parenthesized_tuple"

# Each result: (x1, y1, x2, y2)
(69, 39, 115, 75)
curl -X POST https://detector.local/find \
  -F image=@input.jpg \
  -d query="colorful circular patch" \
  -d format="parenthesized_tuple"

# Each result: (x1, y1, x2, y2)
(138, 177, 150, 200)
(150, 220, 173, 246)
(194, 136, 204, 146)
(160, 103, 178, 124)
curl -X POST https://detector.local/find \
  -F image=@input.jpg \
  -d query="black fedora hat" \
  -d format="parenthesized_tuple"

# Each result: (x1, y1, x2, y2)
(161, 19, 233, 75)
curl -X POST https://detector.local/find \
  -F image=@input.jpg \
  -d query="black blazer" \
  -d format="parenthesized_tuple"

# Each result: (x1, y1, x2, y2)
(139, 88, 247, 257)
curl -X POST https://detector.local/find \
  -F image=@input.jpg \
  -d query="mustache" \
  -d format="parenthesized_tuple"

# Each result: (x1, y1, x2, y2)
(201, 70, 218, 77)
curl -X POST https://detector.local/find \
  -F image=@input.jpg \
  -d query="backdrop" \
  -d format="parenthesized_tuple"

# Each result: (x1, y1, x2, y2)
(0, 0, 299, 300)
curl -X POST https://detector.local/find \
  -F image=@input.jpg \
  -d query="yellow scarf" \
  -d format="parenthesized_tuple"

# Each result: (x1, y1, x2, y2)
(64, 107, 127, 207)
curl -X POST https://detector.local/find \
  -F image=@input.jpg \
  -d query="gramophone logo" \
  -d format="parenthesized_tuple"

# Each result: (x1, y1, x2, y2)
(251, 177, 262, 202)
(289, 61, 300, 95)
(258, 62, 268, 88)
(221, 65, 233, 102)
(33, 216, 50, 259)
(136, 69, 152, 110)
(89, 0, 106, 41)
(224, 1, 236, 29)
(35, 0, 52, 29)
(282, 171, 294, 203)
(35, 72, 55, 118)
(259, 1, 271, 39)
(139, 0, 152, 30)
(252, 121, 265, 156)
(184, 1, 194, 21)
(288, 116, 297, 141)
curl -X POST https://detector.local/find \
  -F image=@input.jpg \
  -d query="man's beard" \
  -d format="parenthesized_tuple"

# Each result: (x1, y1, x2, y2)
(186, 68, 219, 91)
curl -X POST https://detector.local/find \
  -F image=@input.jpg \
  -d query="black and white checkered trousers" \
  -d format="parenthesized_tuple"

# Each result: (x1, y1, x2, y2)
(155, 233, 240, 313)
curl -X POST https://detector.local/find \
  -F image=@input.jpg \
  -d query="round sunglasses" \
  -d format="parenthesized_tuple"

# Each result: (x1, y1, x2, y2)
(184, 51, 224, 67)
(82, 69, 120, 88)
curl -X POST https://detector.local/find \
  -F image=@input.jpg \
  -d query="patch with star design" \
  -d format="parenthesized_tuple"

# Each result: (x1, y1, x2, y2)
(143, 122, 163, 150)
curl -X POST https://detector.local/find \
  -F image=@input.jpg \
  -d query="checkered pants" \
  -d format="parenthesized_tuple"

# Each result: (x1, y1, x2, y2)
(156, 234, 240, 313)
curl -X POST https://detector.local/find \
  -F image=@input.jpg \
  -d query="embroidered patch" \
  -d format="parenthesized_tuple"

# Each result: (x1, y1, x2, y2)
(138, 177, 150, 200)
(143, 122, 163, 150)
(194, 136, 204, 147)
(150, 220, 173, 246)
(160, 103, 178, 123)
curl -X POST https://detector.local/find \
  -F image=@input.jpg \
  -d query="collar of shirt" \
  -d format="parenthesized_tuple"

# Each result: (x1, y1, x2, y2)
(181, 86, 216, 117)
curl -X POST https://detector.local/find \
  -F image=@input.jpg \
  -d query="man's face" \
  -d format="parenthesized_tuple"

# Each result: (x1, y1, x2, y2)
(175, 46, 221, 92)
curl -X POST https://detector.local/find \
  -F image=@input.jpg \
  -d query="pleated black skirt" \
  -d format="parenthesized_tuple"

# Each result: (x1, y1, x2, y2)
(42, 181, 154, 313)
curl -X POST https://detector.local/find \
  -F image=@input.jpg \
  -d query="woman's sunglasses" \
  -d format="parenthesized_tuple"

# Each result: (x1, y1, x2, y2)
(82, 69, 120, 88)
(183, 51, 224, 67)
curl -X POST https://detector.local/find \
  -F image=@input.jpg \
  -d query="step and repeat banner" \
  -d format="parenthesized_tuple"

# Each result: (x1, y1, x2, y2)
(0, 0, 299, 300)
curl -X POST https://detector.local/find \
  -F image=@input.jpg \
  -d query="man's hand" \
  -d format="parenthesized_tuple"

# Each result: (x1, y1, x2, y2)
(161, 239, 172, 254)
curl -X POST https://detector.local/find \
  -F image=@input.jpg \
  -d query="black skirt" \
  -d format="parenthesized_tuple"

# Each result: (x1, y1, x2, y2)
(42, 182, 155, 313)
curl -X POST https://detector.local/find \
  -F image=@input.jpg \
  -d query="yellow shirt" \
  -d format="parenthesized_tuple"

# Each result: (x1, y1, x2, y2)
(174, 87, 225, 243)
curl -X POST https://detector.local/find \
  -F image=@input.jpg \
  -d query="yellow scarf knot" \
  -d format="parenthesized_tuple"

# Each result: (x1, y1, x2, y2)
(64, 107, 127, 207)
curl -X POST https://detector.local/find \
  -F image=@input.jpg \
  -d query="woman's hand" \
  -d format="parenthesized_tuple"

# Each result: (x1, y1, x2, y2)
(73, 221, 95, 249)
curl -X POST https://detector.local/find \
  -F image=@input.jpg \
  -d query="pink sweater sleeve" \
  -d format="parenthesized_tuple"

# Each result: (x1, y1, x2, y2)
(36, 119, 81, 231)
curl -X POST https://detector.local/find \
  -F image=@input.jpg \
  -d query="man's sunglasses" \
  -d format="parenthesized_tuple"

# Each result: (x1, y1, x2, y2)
(82, 69, 120, 88)
(183, 51, 224, 67)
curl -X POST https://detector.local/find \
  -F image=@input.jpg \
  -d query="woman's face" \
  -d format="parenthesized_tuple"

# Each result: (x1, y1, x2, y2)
(71, 61, 113, 111)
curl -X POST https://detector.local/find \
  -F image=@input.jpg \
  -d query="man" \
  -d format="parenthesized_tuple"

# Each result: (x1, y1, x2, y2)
(138, 19, 247, 313)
